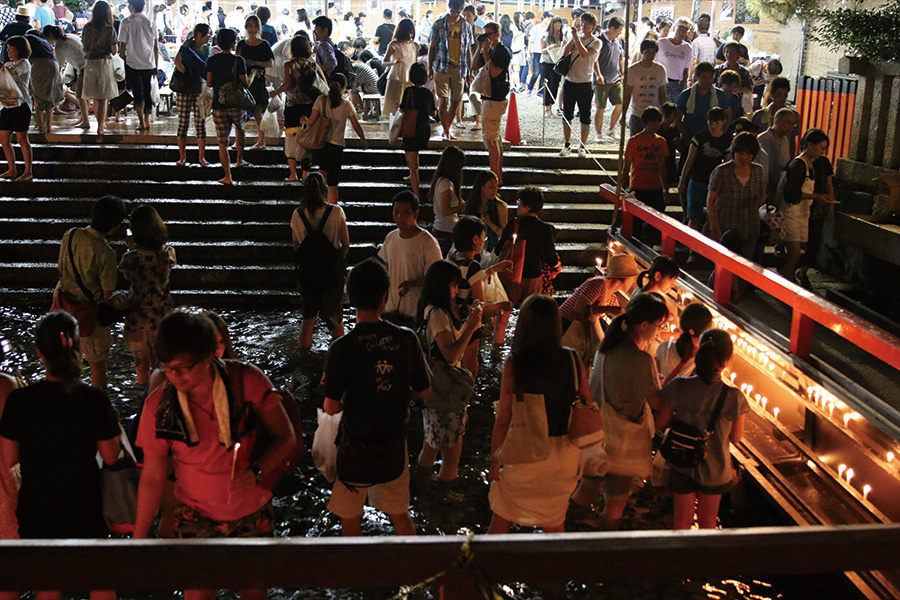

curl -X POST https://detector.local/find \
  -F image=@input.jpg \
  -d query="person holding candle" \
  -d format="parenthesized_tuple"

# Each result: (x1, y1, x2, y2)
(656, 302, 713, 382)
(134, 309, 295, 600)
(656, 328, 749, 530)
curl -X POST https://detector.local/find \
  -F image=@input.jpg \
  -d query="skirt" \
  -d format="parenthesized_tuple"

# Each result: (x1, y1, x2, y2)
(82, 56, 119, 100)
(489, 436, 582, 529)
(30, 57, 64, 110)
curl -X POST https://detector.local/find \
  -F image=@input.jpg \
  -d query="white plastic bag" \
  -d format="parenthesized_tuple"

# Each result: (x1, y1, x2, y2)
(312, 408, 342, 482)
(0, 66, 22, 108)
(267, 90, 283, 113)
(261, 109, 281, 139)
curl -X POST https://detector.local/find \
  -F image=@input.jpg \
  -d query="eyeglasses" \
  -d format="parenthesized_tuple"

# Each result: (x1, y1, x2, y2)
(163, 359, 199, 376)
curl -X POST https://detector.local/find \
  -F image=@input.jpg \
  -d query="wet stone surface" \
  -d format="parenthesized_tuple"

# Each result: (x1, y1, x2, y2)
(0, 306, 851, 600)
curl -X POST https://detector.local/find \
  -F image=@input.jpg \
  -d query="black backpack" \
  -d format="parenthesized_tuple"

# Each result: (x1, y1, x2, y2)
(293, 206, 345, 290)
(327, 40, 357, 89)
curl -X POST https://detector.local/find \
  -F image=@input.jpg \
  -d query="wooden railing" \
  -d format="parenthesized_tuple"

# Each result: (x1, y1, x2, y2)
(1, 525, 900, 592)
(795, 76, 857, 163)
(601, 185, 900, 372)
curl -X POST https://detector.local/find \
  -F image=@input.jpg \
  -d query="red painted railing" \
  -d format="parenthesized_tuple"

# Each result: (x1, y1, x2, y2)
(600, 185, 900, 371)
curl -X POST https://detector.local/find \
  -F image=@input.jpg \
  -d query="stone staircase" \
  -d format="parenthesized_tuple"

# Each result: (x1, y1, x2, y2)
(0, 139, 683, 308)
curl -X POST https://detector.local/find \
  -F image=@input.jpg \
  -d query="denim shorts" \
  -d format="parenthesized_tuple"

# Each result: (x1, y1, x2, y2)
(686, 179, 709, 221)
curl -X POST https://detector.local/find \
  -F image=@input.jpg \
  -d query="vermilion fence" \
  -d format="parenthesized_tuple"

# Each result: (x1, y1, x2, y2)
(795, 76, 857, 163)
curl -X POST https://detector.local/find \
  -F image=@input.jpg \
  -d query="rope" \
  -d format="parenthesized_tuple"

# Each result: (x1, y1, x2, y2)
(610, 0, 632, 230)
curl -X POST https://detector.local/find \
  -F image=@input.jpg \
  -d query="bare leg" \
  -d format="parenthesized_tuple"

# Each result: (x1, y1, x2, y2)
(88, 360, 107, 388)
(95, 99, 109, 134)
(562, 119, 572, 146)
(437, 438, 463, 481)
(405, 151, 420, 197)
(0, 130, 16, 178)
(15, 131, 32, 180)
(781, 241, 802, 282)
(673, 492, 696, 530)
(462, 340, 478, 379)
(696, 493, 723, 529)
(341, 515, 362, 536)
(488, 512, 513, 534)
(594, 106, 606, 136)
(217, 141, 233, 185)
(570, 477, 602, 507)
(417, 442, 439, 469)
(388, 512, 415, 536)
(299, 317, 316, 349)
(608, 104, 623, 135)
(487, 142, 503, 188)
(77, 98, 91, 128)
(176, 137, 188, 165)
(493, 308, 510, 345)
(251, 112, 266, 148)
(135, 106, 147, 130)
(285, 158, 299, 182)
(601, 496, 627, 530)
(235, 127, 246, 166)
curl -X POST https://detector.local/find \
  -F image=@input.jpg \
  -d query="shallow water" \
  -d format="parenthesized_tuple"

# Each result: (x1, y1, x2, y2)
(0, 306, 851, 600)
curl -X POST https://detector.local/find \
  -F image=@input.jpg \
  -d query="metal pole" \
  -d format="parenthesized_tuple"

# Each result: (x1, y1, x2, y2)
(610, 0, 630, 230)
(494, 0, 500, 20)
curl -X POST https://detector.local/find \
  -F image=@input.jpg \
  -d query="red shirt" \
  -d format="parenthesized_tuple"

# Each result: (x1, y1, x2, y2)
(625, 133, 668, 191)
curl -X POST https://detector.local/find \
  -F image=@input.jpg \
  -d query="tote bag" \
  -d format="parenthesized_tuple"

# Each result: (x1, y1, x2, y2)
(0, 66, 22, 108)
(494, 391, 551, 465)
(296, 96, 329, 150)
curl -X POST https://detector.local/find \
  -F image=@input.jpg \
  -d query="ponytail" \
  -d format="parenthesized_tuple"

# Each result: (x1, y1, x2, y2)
(599, 292, 669, 354)
(328, 73, 346, 109)
(36, 312, 83, 382)
(694, 328, 733, 385)
(675, 302, 713, 362)
(639, 255, 681, 291)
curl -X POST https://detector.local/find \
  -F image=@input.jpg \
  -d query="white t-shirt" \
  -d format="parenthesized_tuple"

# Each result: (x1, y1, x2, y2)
(118, 11, 158, 70)
(290, 204, 348, 249)
(378, 228, 443, 317)
(55, 35, 86, 70)
(337, 19, 356, 41)
(625, 60, 667, 117)
(529, 22, 546, 53)
(425, 306, 462, 367)
(432, 177, 462, 234)
(565, 35, 601, 84)
(323, 98, 357, 147)
(691, 33, 718, 66)
(388, 41, 418, 82)
(656, 37, 692, 83)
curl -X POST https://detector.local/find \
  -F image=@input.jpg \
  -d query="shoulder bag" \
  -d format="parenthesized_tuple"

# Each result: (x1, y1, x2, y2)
(101, 424, 141, 534)
(553, 49, 577, 76)
(218, 55, 256, 110)
(169, 67, 194, 95)
(660, 381, 730, 469)
(567, 349, 605, 449)
(295, 95, 329, 150)
(493, 368, 551, 466)
(471, 65, 492, 97)
(420, 308, 475, 413)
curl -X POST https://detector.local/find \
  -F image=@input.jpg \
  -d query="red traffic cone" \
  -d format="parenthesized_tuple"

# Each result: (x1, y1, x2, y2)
(505, 91, 521, 146)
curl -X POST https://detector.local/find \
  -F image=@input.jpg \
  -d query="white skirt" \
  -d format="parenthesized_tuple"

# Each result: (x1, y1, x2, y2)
(82, 57, 119, 100)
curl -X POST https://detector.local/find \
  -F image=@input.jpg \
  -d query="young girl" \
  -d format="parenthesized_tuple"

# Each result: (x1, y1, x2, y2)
(657, 328, 749, 529)
(540, 16, 564, 118)
(237, 14, 274, 149)
(416, 260, 483, 501)
(305, 73, 368, 204)
(206, 27, 249, 185)
(464, 169, 508, 255)
(382, 18, 418, 117)
(0, 36, 33, 182)
(636, 255, 681, 350)
(174, 23, 211, 166)
(290, 172, 350, 349)
(656, 302, 713, 382)
(119, 204, 176, 386)
(428, 145, 466, 255)
(81, 0, 118, 135)
(569, 292, 669, 530)
(399, 62, 436, 199)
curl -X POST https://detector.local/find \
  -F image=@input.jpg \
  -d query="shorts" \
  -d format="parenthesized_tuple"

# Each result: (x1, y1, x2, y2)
(593, 81, 623, 107)
(481, 99, 507, 149)
(422, 407, 468, 449)
(686, 179, 709, 221)
(172, 499, 275, 538)
(602, 473, 636, 500)
(668, 469, 733, 495)
(782, 199, 813, 243)
(0, 103, 32, 132)
(434, 64, 464, 102)
(212, 107, 246, 144)
(327, 458, 410, 519)
(628, 113, 643, 135)
(80, 324, 112, 364)
(124, 326, 156, 364)
(314, 142, 344, 187)
(300, 281, 344, 331)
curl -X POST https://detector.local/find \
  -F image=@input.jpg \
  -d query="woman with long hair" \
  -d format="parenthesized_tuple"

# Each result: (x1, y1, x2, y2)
(237, 14, 275, 149)
(489, 294, 592, 533)
(290, 172, 350, 349)
(295, 8, 311, 34)
(382, 18, 417, 117)
(305, 73, 368, 203)
(0, 311, 121, 600)
(270, 34, 327, 182)
(174, 22, 211, 166)
(499, 14, 519, 85)
(119, 204, 176, 385)
(569, 292, 669, 530)
(540, 16, 564, 117)
(81, 0, 118, 135)
(656, 329, 748, 529)
(416, 260, 483, 500)
(428, 145, 466, 255)
(0, 36, 33, 181)
(464, 169, 507, 254)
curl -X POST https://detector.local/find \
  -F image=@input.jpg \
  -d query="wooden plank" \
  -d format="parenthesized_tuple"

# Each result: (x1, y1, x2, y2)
(2, 526, 900, 591)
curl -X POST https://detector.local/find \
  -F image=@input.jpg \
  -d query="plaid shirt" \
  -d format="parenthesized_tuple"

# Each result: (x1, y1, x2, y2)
(429, 14, 475, 78)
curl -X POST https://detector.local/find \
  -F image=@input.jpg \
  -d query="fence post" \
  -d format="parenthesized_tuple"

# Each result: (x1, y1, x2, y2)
(660, 232, 676, 258)
(713, 264, 733, 306)
(790, 309, 814, 358)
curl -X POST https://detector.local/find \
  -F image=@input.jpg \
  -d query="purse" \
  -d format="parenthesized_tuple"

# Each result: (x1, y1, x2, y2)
(295, 96, 329, 150)
(566, 350, 605, 449)
(471, 65, 491, 97)
(553, 51, 577, 76)
(420, 308, 475, 413)
(660, 382, 730, 469)
(494, 389, 551, 465)
(100, 425, 141, 534)
(218, 55, 256, 110)
(169, 68, 194, 95)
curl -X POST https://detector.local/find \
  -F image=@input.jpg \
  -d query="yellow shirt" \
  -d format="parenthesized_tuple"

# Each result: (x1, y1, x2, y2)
(447, 17, 462, 66)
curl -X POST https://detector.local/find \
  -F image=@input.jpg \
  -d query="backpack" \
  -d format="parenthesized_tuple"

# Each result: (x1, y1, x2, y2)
(327, 40, 357, 89)
(293, 205, 346, 290)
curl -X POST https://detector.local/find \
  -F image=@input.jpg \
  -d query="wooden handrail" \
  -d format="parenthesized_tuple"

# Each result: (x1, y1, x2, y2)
(1, 525, 900, 590)
(600, 185, 900, 371)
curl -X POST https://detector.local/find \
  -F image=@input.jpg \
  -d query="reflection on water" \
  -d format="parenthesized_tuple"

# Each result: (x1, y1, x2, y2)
(0, 305, 849, 600)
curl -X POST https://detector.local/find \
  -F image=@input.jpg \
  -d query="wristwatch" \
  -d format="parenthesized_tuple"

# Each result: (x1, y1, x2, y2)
(247, 464, 264, 483)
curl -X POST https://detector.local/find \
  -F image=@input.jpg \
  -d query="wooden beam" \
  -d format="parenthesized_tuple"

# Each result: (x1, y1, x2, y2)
(1, 526, 900, 590)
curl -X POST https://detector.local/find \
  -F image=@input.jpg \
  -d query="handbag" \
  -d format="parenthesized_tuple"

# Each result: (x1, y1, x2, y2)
(100, 425, 141, 534)
(494, 390, 551, 465)
(218, 55, 256, 110)
(566, 350, 604, 449)
(169, 68, 194, 95)
(660, 382, 730, 469)
(553, 51, 577, 77)
(296, 96, 329, 150)
(0, 65, 22, 108)
(471, 65, 491, 97)
(420, 308, 475, 413)
(481, 272, 509, 305)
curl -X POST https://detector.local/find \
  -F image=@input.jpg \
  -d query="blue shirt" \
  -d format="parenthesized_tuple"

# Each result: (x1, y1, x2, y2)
(675, 85, 730, 137)
(35, 3, 56, 29)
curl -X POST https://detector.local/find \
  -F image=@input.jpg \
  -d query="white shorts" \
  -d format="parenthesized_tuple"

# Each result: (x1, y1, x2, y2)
(782, 199, 813, 243)
(80, 325, 112, 364)
(482, 99, 508, 149)
(327, 459, 410, 519)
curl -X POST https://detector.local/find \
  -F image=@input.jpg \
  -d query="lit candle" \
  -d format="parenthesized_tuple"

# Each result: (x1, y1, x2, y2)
(761, 397, 768, 411)
(828, 402, 835, 418)
(846, 468, 854, 485)
(755, 394, 761, 403)
(773, 407, 780, 421)
(838, 464, 846, 477)
(741, 384, 748, 393)
(888, 452, 895, 463)
(228, 442, 241, 504)
(769, 363, 775, 372)
(730, 372, 737, 382)
(731, 334, 737, 342)
(746, 385, 753, 396)
(595, 257, 603, 271)
(843, 413, 851, 428)
(863, 484, 872, 501)
(512, 233, 517, 244)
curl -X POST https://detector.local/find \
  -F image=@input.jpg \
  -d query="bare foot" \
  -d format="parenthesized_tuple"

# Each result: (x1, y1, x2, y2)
(218, 176, 233, 185)
(77, 121, 90, 129)
(0, 170, 16, 179)
(14, 173, 32, 182)
(97, 129, 108, 135)
(249, 143, 266, 150)
(175, 158, 187, 166)
(402, 174, 411, 181)
(236, 160, 251, 168)
(198, 158, 210, 166)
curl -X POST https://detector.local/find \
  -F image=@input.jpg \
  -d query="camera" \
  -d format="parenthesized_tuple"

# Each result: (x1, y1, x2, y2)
(477, 32, 489, 42)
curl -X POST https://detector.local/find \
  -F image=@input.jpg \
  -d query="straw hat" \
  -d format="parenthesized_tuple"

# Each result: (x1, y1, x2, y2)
(16, 5, 33, 17)
(605, 254, 641, 279)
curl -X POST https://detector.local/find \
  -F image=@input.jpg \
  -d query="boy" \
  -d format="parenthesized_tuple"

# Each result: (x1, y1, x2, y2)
(657, 102, 680, 186)
(322, 259, 431, 536)
(377, 191, 442, 325)
(497, 186, 559, 306)
(623, 106, 670, 241)
(678, 106, 731, 232)
(717, 70, 744, 123)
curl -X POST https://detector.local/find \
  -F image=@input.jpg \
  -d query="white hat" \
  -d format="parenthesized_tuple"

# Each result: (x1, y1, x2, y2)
(16, 5, 34, 17)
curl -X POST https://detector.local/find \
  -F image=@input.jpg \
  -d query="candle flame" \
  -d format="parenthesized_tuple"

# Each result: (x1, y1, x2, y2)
(838, 464, 847, 476)
(846, 468, 854, 484)
(773, 407, 780, 420)
(863, 484, 872, 500)
(888, 452, 895, 462)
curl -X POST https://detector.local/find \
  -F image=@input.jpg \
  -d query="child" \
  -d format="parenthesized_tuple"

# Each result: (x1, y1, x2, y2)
(623, 106, 670, 241)
(657, 102, 680, 187)
(677, 106, 731, 232)
(377, 191, 443, 326)
(400, 62, 437, 199)
(717, 69, 744, 123)
(205, 28, 248, 185)
(497, 186, 560, 307)
(0, 36, 33, 182)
